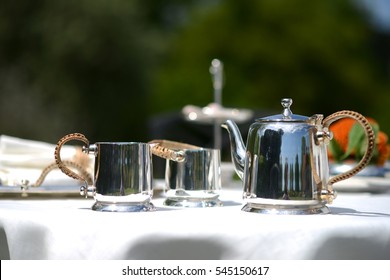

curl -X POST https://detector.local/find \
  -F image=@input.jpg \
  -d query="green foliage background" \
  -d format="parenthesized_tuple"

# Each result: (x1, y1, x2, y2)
(0, 0, 389, 143)
(151, 0, 390, 123)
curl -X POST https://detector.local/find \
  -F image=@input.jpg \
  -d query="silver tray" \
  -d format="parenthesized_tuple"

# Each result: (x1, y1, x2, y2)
(0, 185, 81, 199)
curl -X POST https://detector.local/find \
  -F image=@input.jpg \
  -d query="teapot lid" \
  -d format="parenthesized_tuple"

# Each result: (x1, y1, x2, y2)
(256, 98, 309, 122)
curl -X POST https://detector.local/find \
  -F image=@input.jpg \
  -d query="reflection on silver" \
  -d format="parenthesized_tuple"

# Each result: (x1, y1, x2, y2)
(85, 142, 155, 212)
(56, 134, 156, 212)
(164, 148, 222, 207)
(224, 119, 331, 214)
(222, 98, 335, 214)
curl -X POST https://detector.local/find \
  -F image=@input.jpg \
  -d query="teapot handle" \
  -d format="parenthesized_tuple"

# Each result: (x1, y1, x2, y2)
(54, 133, 91, 184)
(323, 110, 375, 186)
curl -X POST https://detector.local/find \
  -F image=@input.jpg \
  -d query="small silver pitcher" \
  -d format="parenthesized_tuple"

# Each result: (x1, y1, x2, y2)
(150, 140, 222, 207)
(55, 133, 155, 212)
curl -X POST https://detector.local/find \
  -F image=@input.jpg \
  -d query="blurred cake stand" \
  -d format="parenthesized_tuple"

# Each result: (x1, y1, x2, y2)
(182, 59, 253, 149)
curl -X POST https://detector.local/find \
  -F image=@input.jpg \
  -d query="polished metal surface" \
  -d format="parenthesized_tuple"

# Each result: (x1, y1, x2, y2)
(242, 121, 319, 200)
(241, 201, 330, 215)
(164, 147, 222, 207)
(86, 142, 155, 212)
(221, 121, 246, 180)
(222, 98, 335, 214)
(91, 201, 156, 212)
(163, 196, 222, 208)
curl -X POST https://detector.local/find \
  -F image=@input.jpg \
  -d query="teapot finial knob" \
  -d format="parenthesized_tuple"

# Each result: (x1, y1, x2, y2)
(281, 98, 293, 118)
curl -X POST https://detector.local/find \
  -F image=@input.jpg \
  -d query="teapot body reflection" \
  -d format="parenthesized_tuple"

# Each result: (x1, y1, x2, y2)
(223, 98, 375, 214)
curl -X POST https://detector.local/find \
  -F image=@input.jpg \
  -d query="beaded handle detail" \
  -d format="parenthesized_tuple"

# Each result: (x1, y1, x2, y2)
(149, 140, 200, 162)
(54, 133, 91, 183)
(32, 160, 93, 187)
(323, 110, 375, 186)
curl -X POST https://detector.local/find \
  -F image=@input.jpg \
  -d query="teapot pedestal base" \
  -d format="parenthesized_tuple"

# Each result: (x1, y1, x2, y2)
(242, 202, 330, 215)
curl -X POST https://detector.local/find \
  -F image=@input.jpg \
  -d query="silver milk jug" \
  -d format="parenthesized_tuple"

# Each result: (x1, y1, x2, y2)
(55, 133, 155, 212)
(149, 140, 222, 207)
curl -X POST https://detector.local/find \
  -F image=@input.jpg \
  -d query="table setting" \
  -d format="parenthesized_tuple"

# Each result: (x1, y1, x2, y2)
(1, 59, 390, 260)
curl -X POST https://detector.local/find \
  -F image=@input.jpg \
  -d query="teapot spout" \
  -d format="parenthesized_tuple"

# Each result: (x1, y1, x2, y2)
(221, 120, 246, 180)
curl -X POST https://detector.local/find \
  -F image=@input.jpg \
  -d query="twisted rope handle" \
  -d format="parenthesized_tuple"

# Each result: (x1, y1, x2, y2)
(32, 160, 93, 187)
(54, 133, 90, 183)
(148, 139, 199, 162)
(323, 110, 375, 186)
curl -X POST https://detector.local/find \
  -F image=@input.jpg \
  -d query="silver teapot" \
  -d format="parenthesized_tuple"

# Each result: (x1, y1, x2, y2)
(222, 98, 375, 214)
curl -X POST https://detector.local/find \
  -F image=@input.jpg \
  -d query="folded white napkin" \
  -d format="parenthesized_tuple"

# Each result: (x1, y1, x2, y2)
(0, 135, 93, 187)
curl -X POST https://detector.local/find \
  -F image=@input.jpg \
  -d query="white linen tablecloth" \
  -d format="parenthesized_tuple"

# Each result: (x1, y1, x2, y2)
(1, 185, 390, 260)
